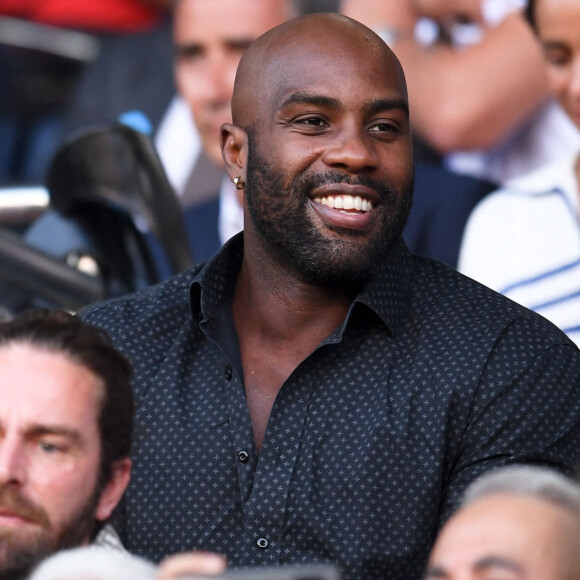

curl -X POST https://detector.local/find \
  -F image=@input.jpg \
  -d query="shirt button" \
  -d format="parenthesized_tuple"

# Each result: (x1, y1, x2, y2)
(238, 450, 249, 463)
(256, 537, 269, 549)
(225, 366, 232, 381)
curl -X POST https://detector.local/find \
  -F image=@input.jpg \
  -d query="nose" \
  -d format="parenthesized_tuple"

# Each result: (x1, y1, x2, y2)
(200, 52, 235, 105)
(321, 121, 380, 173)
(0, 437, 27, 487)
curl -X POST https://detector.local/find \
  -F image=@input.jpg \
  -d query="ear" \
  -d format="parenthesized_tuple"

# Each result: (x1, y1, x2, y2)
(93, 458, 131, 522)
(220, 123, 248, 184)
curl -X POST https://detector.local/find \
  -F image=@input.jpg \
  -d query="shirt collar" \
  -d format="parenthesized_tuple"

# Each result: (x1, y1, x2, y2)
(189, 233, 413, 338)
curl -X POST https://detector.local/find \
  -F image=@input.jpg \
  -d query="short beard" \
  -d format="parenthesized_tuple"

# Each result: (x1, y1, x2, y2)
(245, 130, 413, 291)
(0, 485, 100, 580)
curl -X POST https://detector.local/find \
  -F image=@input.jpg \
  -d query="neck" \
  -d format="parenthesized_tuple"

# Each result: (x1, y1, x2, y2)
(234, 234, 357, 345)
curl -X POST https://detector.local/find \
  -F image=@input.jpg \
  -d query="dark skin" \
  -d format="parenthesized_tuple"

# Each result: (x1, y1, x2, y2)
(220, 13, 413, 452)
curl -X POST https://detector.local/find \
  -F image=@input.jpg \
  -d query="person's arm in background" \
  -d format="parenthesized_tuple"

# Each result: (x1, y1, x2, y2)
(341, 1, 551, 154)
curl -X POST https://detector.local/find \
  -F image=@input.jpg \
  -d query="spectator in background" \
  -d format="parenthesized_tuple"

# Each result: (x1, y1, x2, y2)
(153, 0, 301, 271)
(458, 0, 580, 347)
(425, 465, 580, 580)
(340, 0, 580, 185)
(0, 309, 134, 579)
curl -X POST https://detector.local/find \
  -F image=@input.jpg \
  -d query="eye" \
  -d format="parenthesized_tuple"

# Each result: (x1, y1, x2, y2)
(543, 45, 571, 67)
(293, 115, 328, 129)
(368, 120, 402, 140)
(39, 440, 64, 454)
(175, 45, 203, 66)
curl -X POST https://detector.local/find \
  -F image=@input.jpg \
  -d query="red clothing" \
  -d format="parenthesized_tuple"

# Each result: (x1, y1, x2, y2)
(0, 0, 162, 32)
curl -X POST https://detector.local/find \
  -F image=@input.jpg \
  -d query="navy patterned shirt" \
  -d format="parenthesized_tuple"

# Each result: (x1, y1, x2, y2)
(81, 233, 580, 580)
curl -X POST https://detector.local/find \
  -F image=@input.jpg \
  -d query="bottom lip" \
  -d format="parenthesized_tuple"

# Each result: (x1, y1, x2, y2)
(0, 513, 30, 526)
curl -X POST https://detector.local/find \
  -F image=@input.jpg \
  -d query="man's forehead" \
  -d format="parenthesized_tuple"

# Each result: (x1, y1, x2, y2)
(265, 50, 407, 109)
(232, 13, 407, 124)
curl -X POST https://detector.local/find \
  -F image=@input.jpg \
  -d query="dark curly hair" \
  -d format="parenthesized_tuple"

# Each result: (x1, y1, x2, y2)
(524, 0, 538, 32)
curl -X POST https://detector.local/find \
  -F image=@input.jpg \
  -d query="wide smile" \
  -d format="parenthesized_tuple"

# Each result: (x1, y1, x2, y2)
(310, 184, 379, 231)
(313, 194, 374, 213)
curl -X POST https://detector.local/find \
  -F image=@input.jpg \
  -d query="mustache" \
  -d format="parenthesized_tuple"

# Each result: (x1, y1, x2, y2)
(0, 486, 50, 528)
(298, 170, 398, 201)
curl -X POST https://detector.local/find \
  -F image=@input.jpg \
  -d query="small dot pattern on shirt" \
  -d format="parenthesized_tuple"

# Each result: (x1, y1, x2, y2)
(81, 234, 580, 580)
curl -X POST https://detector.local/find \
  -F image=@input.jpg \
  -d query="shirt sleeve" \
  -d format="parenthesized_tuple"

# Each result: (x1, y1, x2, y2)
(438, 317, 580, 523)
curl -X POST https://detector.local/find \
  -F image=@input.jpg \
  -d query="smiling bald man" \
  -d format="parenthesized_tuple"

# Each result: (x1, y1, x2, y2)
(80, 13, 580, 580)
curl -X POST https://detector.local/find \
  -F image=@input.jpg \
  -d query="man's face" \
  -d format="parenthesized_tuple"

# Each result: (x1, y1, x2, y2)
(425, 494, 578, 580)
(535, 0, 580, 131)
(0, 344, 115, 579)
(174, 0, 290, 167)
(241, 31, 414, 287)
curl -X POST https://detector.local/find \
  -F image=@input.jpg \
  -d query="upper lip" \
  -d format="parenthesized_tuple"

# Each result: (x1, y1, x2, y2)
(311, 183, 381, 204)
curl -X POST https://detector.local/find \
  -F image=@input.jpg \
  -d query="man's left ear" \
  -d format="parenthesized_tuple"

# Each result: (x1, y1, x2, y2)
(220, 123, 248, 184)
(94, 458, 131, 522)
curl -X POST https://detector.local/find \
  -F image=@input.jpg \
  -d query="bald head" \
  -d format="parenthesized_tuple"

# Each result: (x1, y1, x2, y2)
(231, 13, 408, 128)
(220, 11, 413, 288)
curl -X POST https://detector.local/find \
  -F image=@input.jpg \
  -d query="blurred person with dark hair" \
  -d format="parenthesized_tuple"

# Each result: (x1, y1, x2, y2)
(0, 309, 134, 579)
(459, 0, 580, 347)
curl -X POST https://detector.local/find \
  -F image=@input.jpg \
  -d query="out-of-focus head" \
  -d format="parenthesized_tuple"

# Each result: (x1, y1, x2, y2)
(173, 0, 297, 167)
(525, 0, 580, 131)
(425, 465, 580, 580)
(0, 309, 133, 580)
(221, 13, 413, 290)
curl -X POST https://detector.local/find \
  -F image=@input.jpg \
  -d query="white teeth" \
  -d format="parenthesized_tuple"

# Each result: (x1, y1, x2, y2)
(343, 195, 354, 210)
(314, 195, 374, 212)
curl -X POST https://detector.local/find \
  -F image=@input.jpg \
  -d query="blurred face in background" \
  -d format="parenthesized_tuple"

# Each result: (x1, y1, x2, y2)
(534, 0, 580, 130)
(425, 493, 580, 580)
(173, 0, 293, 166)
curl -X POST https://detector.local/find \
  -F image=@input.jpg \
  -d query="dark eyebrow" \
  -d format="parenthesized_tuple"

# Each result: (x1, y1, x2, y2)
(363, 98, 409, 119)
(279, 92, 409, 118)
(279, 92, 342, 111)
(174, 43, 202, 58)
(423, 565, 448, 579)
(542, 40, 569, 50)
(473, 556, 524, 573)
(175, 38, 255, 58)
